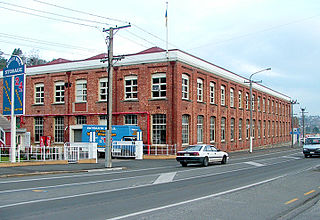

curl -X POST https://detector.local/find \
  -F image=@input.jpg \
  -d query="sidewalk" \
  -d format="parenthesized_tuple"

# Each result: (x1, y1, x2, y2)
(0, 144, 301, 178)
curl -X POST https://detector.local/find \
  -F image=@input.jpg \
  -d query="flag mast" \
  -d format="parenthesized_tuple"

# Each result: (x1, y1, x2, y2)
(165, 1, 168, 59)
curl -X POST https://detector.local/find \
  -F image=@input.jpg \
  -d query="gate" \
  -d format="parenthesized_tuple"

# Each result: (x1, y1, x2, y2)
(112, 141, 143, 159)
(64, 143, 97, 163)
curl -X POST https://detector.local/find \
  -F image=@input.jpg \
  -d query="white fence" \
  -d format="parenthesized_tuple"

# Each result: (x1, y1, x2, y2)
(64, 142, 97, 163)
(143, 145, 177, 155)
(0, 145, 62, 162)
(112, 141, 143, 159)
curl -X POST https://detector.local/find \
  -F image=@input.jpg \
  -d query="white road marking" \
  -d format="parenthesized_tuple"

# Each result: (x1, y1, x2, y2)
(0, 158, 309, 209)
(107, 176, 284, 220)
(244, 161, 265, 167)
(153, 172, 176, 184)
(282, 156, 300, 160)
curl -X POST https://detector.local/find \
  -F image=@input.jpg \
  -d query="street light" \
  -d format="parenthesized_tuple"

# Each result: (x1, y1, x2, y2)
(248, 68, 271, 153)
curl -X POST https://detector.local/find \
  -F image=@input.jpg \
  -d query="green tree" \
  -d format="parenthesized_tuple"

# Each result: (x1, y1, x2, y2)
(26, 49, 47, 66)
(0, 50, 6, 69)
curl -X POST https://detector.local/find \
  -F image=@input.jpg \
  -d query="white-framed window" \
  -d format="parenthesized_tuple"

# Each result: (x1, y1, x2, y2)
(272, 100, 274, 113)
(210, 116, 215, 143)
(124, 114, 138, 125)
(252, 120, 255, 138)
(268, 120, 271, 137)
(221, 117, 226, 142)
(76, 79, 87, 102)
(76, 116, 87, 125)
(99, 115, 108, 125)
(210, 82, 215, 104)
(221, 85, 226, 106)
(230, 118, 235, 141)
(258, 120, 261, 138)
(197, 115, 204, 143)
(35, 83, 44, 104)
(0, 127, 4, 144)
(99, 78, 108, 101)
(239, 118, 243, 140)
(34, 117, 44, 143)
(257, 96, 261, 112)
(54, 82, 64, 104)
(182, 115, 190, 145)
(252, 94, 255, 111)
(263, 98, 266, 112)
(54, 117, 64, 143)
(238, 91, 242, 109)
(197, 78, 203, 102)
(263, 120, 266, 138)
(245, 93, 249, 110)
(125, 76, 138, 100)
(152, 114, 166, 144)
(246, 119, 250, 139)
(182, 74, 189, 100)
(230, 88, 234, 108)
(152, 73, 166, 98)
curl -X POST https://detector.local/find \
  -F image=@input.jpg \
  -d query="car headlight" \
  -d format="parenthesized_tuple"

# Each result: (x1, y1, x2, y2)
(303, 148, 309, 152)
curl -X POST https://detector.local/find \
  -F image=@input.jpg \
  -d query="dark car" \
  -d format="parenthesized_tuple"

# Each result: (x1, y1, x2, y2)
(303, 137, 320, 158)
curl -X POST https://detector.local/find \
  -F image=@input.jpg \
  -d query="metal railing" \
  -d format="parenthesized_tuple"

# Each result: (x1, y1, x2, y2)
(143, 144, 177, 155)
(64, 142, 97, 163)
(0, 145, 62, 162)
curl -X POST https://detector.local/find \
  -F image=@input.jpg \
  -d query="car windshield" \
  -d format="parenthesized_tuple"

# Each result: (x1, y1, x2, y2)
(305, 138, 320, 145)
(184, 145, 203, 151)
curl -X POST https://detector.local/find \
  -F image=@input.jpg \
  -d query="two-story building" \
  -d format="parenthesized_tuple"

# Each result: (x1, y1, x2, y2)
(0, 47, 292, 151)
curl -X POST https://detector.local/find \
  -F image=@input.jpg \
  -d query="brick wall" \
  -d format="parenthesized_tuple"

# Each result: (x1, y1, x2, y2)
(0, 60, 291, 152)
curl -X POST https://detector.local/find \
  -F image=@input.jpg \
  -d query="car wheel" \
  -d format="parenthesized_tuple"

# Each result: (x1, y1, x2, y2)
(202, 157, 209, 167)
(180, 162, 188, 167)
(221, 156, 227, 164)
(304, 154, 309, 158)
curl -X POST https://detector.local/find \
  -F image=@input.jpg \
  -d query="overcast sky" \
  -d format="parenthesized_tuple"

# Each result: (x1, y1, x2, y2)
(0, 0, 319, 115)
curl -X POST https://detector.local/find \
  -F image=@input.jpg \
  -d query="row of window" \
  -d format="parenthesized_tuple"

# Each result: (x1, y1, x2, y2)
(33, 74, 289, 117)
(182, 115, 290, 145)
(33, 113, 289, 145)
(34, 74, 165, 105)
(184, 74, 290, 116)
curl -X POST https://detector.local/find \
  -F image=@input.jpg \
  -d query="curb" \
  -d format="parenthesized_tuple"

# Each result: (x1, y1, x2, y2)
(0, 167, 126, 178)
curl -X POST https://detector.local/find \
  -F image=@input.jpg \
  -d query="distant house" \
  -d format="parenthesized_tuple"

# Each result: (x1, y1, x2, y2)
(0, 115, 11, 147)
(0, 115, 27, 147)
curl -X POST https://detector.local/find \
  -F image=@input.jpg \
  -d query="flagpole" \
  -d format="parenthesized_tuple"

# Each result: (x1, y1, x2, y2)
(166, 1, 168, 59)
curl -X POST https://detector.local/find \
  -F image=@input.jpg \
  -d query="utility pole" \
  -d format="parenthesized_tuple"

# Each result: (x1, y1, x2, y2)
(300, 107, 308, 144)
(290, 100, 298, 147)
(102, 24, 130, 168)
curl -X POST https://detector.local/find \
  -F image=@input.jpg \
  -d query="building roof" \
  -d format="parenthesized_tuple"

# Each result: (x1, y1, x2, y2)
(0, 47, 291, 101)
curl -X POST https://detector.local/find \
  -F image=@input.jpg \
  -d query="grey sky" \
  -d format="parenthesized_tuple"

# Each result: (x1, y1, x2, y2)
(0, 0, 319, 115)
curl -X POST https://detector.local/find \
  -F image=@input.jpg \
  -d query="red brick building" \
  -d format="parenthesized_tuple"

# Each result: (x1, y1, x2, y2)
(0, 47, 292, 152)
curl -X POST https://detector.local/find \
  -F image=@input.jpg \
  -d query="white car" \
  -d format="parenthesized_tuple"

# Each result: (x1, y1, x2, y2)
(176, 144, 229, 167)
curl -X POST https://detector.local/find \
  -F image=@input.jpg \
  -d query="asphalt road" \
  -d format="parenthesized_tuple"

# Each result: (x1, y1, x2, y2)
(0, 148, 319, 220)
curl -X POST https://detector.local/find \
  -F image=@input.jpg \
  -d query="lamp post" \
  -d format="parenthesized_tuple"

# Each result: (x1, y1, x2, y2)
(248, 68, 271, 153)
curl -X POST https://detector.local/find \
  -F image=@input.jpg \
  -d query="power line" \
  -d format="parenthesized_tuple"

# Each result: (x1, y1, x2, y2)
(0, 1, 110, 26)
(0, 5, 99, 29)
(0, 40, 99, 58)
(33, 0, 129, 24)
(189, 14, 320, 51)
(32, 0, 178, 50)
(0, 33, 100, 53)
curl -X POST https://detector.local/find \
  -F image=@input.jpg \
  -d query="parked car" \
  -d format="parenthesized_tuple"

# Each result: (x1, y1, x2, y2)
(303, 137, 320, 158)
(176, 144, 229, 167)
